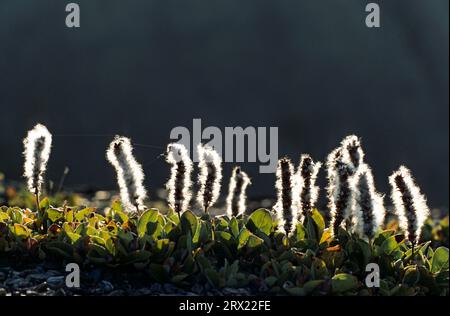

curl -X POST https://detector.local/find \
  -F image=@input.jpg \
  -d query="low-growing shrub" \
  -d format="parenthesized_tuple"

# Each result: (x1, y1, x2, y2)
(0, 202, 447, 296)
(0, 124, 448, 296)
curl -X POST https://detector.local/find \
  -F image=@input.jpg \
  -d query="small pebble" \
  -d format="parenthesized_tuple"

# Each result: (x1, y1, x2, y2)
(46, 276, 65, 289)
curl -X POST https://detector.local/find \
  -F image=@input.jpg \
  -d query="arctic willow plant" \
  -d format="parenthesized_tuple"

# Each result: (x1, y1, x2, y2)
(106, 136, 147, 214)
(297, 154, 321, 220)
(197, 144, 222, 213)
(166, 143, 193, 216)
(23, 123, 52, 209)
(226, 166, 251, 218)
(274, 157, 298, 235)
(327, 135, 366, 236)
(350, 164, 385, 240)
(389, 165, 430, 245)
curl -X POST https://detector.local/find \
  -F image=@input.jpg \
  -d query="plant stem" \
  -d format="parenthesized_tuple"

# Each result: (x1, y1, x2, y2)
(135, 204, 141, 216)
(35, 192, 40, 214)
(175, 204, 181, 221)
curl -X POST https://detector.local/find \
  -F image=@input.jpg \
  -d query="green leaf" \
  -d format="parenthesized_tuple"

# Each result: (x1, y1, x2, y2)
(75, 207, 96, 221)
(304, 215, 318, 241)
(373, 229, 395, 246)
(215, 217, 229, 231)
(194, 220, 211, 244)
(47, 208, 64, 222)
(87, 243, 108, 263)
(229, 218, 239, 238)
(303, 280, 324, 294)
(171, 273, 189, 284)
(403, 266, 420, 286)
(311, 209, 325, 238)
(247, 234, 264, 249)
(380, 235, 399, 255)
(125, 250, 151, 264)
(284, 286, 305, 296)
(110, 206, 128, 224)
(65, 210, 74, 222)
(217, 231, 233, 243)
(8, 208, 23, 224)
(264, 276, 278, 287)
(331, 273, 358, 293)
(246, 208, 273, 236)
(237, 228, 251, 249)
(431, 247, 449, 273)
(90, 235, 106, 247)
(237, 227, 263, 250)
(45, 242, 74, 259)
(137, 208, 159, 237)
(311, 258, 328, 279)
(180, 211, 198, 235)
(204, 268, 221, 287)
(111, 200, 123, 212)
(65, 231, 81, 244)
(39, 197, 50, 211)
(296, 223, 306, 241)
(0, 211, 9, 222)
(11, 223, 30, 239)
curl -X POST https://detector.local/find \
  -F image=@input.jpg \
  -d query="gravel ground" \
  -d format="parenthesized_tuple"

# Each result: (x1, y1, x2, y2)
(0, 264, 254, 296)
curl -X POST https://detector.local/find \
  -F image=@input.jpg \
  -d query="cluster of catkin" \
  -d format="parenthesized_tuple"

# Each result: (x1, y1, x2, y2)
(275, 135, 430, 244)
(21, 124, 430, 244)
(166, 143, 250, 217)
(273, 155, 322, 235)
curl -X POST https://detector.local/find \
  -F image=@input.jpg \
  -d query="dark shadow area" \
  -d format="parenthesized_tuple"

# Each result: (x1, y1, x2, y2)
(0, 0, 448, 209)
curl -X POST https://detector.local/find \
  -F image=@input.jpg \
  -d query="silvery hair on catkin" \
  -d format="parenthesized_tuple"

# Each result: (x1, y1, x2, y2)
(23, 123, 53, 196)
(197, 144, 222, 213)
(297, 154, 322, 221)
(106, 136, 147, 213)
(274, 157, 299, 235)
(351, 163, 385, 239)
(340, 135, 365, 174)
(389, 165, 430, 244)
(166, 143, 193, 215)
(226, 166, 251, 218)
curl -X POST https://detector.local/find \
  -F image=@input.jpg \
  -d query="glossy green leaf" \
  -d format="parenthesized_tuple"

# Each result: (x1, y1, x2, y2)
(431, 247, 449, 273)
(75, 207, 96, 221)
(11, 223, 30, 239)
(380, 235, 399, 255)
(137, 208, 159, 237)
(47, 208, 64, 222)
(180, 210, 198, 236)
(246, 208, 272, 236)
(331, 273, 358, 293)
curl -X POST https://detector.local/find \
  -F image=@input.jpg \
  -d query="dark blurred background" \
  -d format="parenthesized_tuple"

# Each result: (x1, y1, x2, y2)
(0, 0, 448, 209)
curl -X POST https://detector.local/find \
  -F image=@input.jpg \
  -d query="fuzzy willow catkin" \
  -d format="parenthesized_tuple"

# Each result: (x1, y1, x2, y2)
(327, 135, 366, 236)
(106, 136, 147, 213)
(297, 154, 321, 220)
(327, 147, 353, 235)
(275, 157, 298, 235)
(166, 143, 193, 215)
(389, 166, 430, 244)
(226, 166, 251, 218)
(23, 124, 53, 198)
(340, 135, 365, 174)
(351, 164, 385, 239)
(326, 147, 342, 215)
(197, 144, 222, 213)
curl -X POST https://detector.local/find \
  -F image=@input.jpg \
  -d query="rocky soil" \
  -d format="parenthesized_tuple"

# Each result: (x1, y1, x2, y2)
(0, 263, 254, 296)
